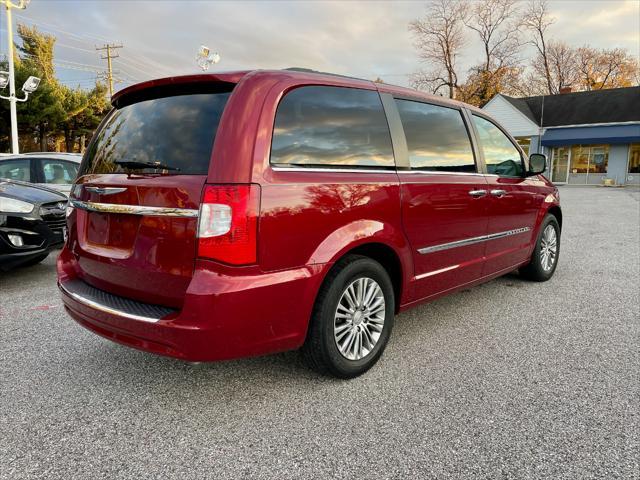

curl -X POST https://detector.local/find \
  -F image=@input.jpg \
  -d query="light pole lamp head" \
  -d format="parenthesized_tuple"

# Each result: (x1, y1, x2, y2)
(196, 45, 220, 71)
(21, 76, 40, 93)
(0, 71, 9, 89)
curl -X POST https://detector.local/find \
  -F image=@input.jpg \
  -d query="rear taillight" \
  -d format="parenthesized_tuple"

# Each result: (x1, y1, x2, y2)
(197, 184, 260, 265)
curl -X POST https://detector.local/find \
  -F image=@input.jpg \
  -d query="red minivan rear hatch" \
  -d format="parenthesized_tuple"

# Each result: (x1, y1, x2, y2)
(69, 81, 234, 308)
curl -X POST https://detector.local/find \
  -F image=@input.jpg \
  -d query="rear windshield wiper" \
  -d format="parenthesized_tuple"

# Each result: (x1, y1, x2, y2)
(114, 160, 180, 171)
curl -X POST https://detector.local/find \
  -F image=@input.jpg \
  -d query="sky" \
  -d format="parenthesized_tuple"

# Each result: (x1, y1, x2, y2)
(0, 0, 638, 92)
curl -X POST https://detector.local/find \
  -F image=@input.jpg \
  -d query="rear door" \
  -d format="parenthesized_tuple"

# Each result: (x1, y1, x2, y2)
(391, 97, 489, 300)
(469, 113, 541, 275)
(69, 85, 233, 307)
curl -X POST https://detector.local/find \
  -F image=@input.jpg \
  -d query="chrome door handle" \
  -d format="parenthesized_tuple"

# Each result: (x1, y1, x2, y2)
(468, 189, 487, 197)
(490, 189, 507, 197)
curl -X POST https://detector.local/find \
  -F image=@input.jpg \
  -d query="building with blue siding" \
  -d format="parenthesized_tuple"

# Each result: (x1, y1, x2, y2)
(483, 87, 640, 185)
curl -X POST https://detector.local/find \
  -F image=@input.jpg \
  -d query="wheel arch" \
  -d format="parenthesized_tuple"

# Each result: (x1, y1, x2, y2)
(546, 205, 563, 231)
(345, 243, 404, 313)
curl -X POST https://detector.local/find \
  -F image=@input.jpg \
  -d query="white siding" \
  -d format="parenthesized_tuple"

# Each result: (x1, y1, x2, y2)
(483, 95, 540, 137)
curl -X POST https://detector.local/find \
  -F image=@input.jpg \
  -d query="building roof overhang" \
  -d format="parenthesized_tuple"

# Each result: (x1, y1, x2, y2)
(541, 123, 640, 147)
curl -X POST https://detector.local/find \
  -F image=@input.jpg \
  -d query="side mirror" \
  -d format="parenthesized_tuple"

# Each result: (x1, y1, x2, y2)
(528, 153, 546, 175)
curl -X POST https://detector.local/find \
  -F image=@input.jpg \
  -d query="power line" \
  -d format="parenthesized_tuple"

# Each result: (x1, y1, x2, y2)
(1, 20, 174, 81)
(13, 12, 113, 44)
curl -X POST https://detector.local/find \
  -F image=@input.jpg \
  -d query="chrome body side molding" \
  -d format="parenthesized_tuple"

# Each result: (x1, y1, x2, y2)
(70, 199, 199, 218)
(418, 227, 531, 255)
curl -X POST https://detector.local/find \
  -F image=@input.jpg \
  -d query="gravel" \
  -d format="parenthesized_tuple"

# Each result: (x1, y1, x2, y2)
(1, 186, 638, 479)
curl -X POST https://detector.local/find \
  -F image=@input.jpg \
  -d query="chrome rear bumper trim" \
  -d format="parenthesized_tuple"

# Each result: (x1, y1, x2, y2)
(70, 199, 198, 218)
(59, 280, 176, 323)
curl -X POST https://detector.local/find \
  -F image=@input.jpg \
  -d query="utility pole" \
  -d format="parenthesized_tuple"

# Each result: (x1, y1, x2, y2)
(96, 43, 122, 98)
(1, 0, 30, 154)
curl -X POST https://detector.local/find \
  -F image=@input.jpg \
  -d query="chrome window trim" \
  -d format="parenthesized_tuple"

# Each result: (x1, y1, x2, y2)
(58, 282, 164, 323)
(418, 227, 531, 254)
(70, 199, 199, 218)
(270, 166, 397, 174)
(397, 170, 496, 177)
(270, 166, 499, 177)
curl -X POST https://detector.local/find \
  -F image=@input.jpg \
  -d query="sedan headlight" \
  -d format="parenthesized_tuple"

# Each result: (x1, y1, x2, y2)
(0, 196, 35, 214)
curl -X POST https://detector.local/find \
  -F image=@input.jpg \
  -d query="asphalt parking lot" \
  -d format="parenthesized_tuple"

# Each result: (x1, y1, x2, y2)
(1, 186, 638, 479)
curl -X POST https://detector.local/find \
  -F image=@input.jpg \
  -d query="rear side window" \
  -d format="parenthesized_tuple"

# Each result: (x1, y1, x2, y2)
(83, 92, 231, 175)
(0, 159, 31, 181)
(395, 99, 476, 172)
(270, 86, 394, 169)
(472, 115, 524, 177)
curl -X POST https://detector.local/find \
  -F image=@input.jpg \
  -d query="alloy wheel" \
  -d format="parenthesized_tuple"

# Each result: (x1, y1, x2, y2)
(540, 224, 558, 271)
(333, 277, 386, 361)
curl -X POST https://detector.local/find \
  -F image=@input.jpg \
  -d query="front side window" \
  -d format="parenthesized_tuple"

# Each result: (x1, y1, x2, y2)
(629, 144, 640, 174)
(0, 159, 31, 182)
(41, 160, 78, 184)
(395, 99, 475, 172)
(270, 86, 394, 168)
(472, 115, 524, 177)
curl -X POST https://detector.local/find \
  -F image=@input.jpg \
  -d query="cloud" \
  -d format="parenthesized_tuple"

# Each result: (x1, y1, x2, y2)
(6, 0, 639, 92)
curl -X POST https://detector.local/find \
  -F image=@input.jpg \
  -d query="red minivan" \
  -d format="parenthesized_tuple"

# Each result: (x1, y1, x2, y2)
(58, 69, 561, 378)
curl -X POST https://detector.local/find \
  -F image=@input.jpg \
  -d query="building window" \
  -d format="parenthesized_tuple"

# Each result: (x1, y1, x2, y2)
(516, 137, 531, 155)
(570, 144, 609, 174)
(629, 144, 640, 174)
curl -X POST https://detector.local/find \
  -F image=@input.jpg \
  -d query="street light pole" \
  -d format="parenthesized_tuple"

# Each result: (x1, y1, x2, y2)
(1, 0, 30, 154)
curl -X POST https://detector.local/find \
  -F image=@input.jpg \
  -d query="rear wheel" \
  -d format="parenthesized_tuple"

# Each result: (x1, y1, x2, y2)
(520, 214, 560, 281)
(302, 255, 395, 378)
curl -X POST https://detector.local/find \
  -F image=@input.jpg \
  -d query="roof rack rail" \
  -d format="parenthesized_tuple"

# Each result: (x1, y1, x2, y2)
(283, 67, 370, 83)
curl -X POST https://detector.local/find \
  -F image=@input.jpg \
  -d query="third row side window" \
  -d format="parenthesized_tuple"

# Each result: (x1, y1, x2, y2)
(271, 86, 395, 168)
(395, 99, 476, 173)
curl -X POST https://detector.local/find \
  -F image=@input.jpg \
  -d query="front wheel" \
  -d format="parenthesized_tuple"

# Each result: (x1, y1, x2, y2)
(520, 214, 560, 281)
(302, 255, 395, 378)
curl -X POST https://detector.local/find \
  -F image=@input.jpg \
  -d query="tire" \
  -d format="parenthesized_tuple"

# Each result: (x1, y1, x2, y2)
(19, 252, 49, 268)
(520, 214, 560, 282)
(302, 254, 395, 378)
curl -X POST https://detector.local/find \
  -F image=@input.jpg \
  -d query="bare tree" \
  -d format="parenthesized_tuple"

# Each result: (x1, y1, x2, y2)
(460, 0, 523, 104)
(576, 47, 639, 90)
(409, 0, 468, 98)
(465, 0, 521, 72)
(522, 0, 555, 94)
(546, 41, 579, 93)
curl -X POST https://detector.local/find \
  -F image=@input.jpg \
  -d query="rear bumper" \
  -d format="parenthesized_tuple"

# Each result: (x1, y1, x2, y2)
(57, 247, 328, 361)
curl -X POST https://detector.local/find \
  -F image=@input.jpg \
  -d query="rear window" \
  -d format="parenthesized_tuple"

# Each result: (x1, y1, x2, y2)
(82, 91, 231, 175)
(270, 86, 394, 169)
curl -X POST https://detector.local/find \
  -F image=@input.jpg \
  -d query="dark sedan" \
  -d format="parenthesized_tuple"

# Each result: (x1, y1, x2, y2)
(0, 179, 67, 270)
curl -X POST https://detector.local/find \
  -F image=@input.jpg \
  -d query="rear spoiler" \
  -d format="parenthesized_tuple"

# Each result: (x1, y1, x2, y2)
(112, 72, 250, 108)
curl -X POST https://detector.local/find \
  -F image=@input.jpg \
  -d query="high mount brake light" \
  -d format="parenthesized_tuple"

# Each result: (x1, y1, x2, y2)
(197, 184, 260, 265)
